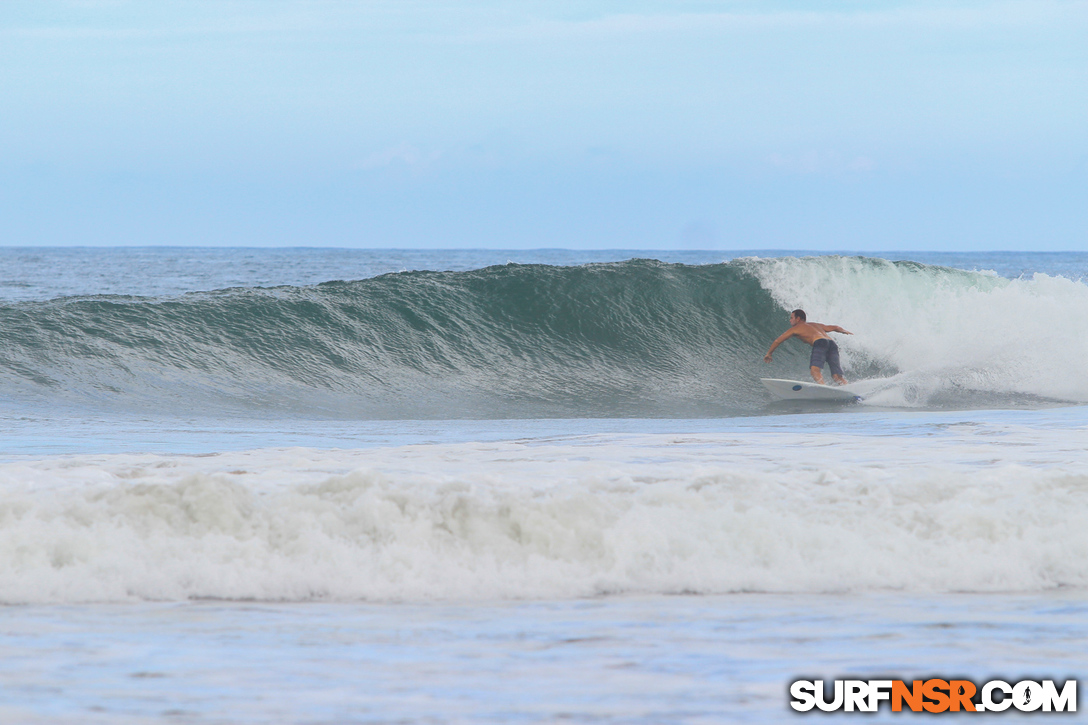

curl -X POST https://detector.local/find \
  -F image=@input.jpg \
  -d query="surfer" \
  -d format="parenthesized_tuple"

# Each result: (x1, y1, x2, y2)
(763, 309, 852, 385)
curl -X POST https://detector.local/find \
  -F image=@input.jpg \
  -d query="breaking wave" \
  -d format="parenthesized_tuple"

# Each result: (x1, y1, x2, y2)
(1, 256, 1084, 417)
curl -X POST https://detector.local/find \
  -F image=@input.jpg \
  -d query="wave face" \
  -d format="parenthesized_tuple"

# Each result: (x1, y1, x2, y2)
(1, 256, 1085, 417)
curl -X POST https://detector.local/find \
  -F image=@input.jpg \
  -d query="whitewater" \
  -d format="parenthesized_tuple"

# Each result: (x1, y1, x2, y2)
(4, 417, 1088, 604)
(1, 248, 1085, 724)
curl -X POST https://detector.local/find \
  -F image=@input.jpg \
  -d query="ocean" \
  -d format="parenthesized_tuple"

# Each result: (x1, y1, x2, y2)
(0, 248, 1085, 723)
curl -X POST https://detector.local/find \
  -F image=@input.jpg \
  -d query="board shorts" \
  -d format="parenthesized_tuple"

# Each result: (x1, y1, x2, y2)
(809, 338, 844, 377)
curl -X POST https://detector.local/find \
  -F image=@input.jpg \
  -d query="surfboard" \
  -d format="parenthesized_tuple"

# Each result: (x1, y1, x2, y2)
(760, 378, 862, 402)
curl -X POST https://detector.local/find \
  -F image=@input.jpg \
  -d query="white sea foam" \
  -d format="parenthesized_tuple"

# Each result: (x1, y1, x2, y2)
(750, 256, 1088, 405)
(3, 424, 1087, 603)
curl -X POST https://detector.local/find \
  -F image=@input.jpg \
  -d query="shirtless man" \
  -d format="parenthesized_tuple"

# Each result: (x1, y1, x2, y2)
(763, 309, 853, 385)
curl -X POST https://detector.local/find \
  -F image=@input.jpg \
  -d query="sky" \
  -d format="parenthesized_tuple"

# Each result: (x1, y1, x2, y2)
(1, 0, 1085, 250)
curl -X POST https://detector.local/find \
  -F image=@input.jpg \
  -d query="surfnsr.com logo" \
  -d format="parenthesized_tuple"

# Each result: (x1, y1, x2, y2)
(789, 679, 1077, 713)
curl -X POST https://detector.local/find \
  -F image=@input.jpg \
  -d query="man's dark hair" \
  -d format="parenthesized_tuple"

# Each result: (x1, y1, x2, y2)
(792, 309, 806, 322)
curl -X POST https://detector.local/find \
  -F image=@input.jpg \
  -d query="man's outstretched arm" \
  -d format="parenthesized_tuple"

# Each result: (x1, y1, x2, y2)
(764, 330, 795, 362)
(816, 324, 853, 335)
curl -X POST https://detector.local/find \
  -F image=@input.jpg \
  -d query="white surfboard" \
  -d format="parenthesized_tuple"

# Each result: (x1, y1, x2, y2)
(761, 378, 862, 402)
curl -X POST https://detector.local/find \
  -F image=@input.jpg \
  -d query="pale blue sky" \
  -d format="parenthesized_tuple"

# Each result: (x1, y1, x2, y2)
(1, 1, 1085, 249)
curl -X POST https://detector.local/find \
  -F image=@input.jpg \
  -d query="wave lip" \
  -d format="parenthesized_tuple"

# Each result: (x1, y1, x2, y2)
(2, 441, 1086, 603)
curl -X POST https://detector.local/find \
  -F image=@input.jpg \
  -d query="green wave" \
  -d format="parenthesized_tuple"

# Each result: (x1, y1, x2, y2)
(9, 256, 1024, 417)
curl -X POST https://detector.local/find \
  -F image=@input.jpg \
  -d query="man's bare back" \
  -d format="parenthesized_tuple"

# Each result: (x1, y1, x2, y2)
(763, 309, 852, 385)
(781, 321, 836, 345)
